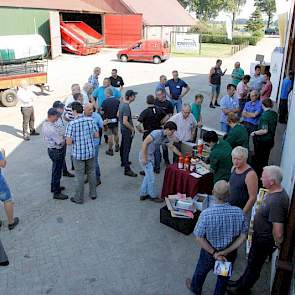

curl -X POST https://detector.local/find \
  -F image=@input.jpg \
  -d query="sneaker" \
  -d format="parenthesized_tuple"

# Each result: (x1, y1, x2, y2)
(30, 130, 40, 136)
(51, 186, 65, 193)
(115, 144, 120, 152)
(140, 195, 150, 201)
(0, 260, 9, 267)
(23, 135, 30, 141)
(63, 171, 75, 177)
(70, 197, 83, 204)
(139, 170, 145, 176)
(150, 197, 164, 203)
(8, 217, 19, 230)
(124, 170, 137, 177)
(209, 103, 216, 109)
(53, 193, 69, 200)
(106, 149, 114, 156)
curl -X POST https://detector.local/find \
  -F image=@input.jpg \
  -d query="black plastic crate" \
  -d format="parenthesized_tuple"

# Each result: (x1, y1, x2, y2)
(160, 206, 200, 235)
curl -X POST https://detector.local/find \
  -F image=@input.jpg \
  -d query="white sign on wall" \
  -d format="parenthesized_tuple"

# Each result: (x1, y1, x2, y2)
(175, 33, 199, 52)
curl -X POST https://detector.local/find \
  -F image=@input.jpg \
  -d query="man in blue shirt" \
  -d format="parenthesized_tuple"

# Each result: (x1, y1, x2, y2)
(92, 78, 121, 108)
(242, 90, 263, 134)
(155, 75, 167, 98)
(66, 102, 99, 204)
(165, 70, 190, 113)
(220, 84, 240, 133)
(186, 180, 247, 295)
(279, 71, 294, 123)
(249, 65, 265, 93)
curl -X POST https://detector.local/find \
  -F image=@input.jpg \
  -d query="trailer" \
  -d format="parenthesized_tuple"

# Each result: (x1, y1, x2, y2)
(0, 60, 48, 107)
(60, 21, 103, 55)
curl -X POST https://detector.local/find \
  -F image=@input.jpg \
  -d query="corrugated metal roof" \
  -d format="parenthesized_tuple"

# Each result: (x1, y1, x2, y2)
(0, 0, 113, 13)
(119, 0, 196, 26)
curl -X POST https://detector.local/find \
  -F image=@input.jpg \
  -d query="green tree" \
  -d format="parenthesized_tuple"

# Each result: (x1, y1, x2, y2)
(177, 0, 191, 8)
(225, 0, 247, 33)
(255, 0, 276, 29)
(246, 7, 265, 36)
(185, 0, 227, 20)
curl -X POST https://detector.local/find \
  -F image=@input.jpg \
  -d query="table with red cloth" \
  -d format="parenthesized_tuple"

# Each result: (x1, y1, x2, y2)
(161, 164, 214, 199)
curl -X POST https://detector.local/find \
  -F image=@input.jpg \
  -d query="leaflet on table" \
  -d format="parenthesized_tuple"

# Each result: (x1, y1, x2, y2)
(190, 172, 202, 179)
(167, 197, 195, 212)
(195, 164, 210, 176)
(165, 198, 195, 219)
(168, 193, 187, 200)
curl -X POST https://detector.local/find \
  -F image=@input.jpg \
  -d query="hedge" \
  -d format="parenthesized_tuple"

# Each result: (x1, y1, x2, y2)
(201, 34, 261, 46)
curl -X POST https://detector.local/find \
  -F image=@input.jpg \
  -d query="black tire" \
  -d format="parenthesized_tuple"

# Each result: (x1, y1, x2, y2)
(120, 55, 128, 62)
(1, 89, 18, 107)
(153, 56, 161, 64)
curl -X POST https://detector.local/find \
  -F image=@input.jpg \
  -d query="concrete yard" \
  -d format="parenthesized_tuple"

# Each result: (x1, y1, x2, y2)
(0, 37, 279, 295)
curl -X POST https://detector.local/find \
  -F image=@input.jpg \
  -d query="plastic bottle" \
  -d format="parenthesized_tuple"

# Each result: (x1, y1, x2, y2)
(184, 155, 190, 171)
(178, 155, 184, 169)
(197, 139, 204, 156)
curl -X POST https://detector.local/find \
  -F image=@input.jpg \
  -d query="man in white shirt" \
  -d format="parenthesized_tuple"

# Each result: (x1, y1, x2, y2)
(169, 104, 197, 161)
(65, 83, 88, 106)
(17, 80, 39, 141)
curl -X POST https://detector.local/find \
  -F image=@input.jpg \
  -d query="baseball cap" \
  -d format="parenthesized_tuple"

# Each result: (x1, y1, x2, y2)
(48, 108, 59, 116)
(125, 90, 138, 97)
(52, 100, 65, 109)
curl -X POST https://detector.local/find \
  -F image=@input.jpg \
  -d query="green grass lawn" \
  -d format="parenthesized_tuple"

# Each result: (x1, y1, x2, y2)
(171, 43, 233, 58)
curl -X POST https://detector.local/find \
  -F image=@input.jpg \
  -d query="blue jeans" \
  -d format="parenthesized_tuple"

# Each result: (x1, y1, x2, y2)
(154, 144, 169, 170)
(220, 122, 230, 133)
(139, 162, 156, 198)
(170, 98, 182, 113)
(191, 249, 237, 295)
(94, 144, 101, 182)
(48, 148, 65, 194)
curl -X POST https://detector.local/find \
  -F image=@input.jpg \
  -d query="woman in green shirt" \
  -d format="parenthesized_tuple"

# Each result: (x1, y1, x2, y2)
(251, 98, 278, 177)
(191, 94, 203, 142)
(226, 112, 249, 149)
(231, 62, 245, 87)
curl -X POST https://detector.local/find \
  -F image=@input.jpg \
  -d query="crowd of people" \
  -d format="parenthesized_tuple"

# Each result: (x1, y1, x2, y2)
(0, 61, 293, 295)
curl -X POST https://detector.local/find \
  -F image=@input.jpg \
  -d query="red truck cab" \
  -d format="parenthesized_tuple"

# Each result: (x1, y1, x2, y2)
(117, 39, 170, 64)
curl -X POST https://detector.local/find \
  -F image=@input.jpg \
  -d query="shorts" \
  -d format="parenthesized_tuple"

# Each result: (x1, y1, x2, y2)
(210, 84, 221, 96)
(0, 176, 12, 202)
(105, 125, 119, 136)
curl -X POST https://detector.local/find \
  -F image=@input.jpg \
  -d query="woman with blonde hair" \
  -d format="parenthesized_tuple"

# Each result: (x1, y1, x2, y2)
(229, 146, 258, 214)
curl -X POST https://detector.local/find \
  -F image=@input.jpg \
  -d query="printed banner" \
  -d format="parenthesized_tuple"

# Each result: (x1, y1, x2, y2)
(175, 34, 199, 52)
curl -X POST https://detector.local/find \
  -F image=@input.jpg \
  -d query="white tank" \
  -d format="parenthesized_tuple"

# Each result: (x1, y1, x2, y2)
(0, 34, 47, 64)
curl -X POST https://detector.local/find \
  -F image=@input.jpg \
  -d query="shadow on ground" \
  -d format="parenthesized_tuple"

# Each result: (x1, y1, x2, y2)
(0, 73, 278, 295)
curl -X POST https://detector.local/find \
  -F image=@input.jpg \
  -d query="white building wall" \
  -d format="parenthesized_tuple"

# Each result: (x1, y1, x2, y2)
(144, 25, 191, 42)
